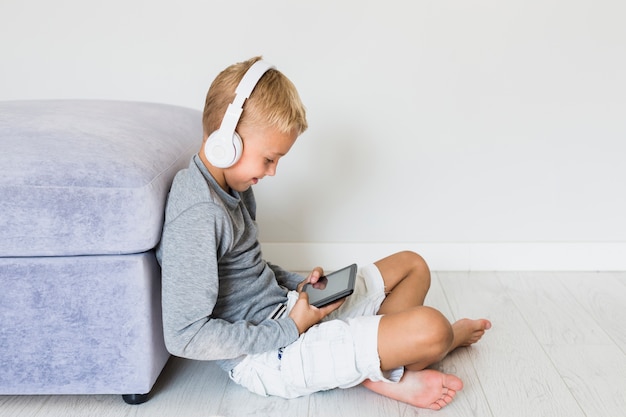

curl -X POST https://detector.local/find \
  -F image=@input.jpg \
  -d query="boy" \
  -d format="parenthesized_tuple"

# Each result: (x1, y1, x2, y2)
(156, 56, 491, 410)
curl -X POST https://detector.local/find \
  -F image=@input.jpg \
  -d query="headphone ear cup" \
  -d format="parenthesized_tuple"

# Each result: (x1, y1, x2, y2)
(231, 131, 243, 163)
(204, 130, 243, 168)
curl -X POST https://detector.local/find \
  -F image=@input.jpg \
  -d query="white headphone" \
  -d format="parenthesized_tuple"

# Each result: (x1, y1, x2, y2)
(204, 60, 275, 168)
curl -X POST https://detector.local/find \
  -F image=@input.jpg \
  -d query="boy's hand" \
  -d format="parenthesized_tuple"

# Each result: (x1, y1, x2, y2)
(296, 266, 325, 292)
(288, 291, 344, 335)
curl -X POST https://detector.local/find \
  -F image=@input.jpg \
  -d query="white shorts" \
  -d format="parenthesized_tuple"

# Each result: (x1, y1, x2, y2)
(229, 263, 403, 399)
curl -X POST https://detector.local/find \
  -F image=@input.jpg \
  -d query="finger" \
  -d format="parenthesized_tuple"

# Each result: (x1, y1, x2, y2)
(307, 267, 324, 283)
(298, 291, 310, 302)
(296, 279, 308, 292)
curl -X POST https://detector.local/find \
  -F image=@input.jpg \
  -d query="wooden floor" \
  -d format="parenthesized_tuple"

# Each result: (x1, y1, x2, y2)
(2, 271, 625, 417)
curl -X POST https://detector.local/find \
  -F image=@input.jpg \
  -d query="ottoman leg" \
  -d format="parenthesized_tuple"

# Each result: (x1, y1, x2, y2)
(122, 393, 150, 405)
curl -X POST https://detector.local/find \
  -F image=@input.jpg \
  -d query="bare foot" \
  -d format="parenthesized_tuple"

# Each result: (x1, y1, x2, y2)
(362, 369, 463, 410)
(451, 318, 492, 350)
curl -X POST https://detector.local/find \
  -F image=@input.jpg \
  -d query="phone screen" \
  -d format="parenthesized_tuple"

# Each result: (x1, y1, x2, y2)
(304, 264, 356, 307)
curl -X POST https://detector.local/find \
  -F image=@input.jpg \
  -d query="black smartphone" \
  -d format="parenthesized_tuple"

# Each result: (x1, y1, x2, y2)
(303, 263, 357, 308)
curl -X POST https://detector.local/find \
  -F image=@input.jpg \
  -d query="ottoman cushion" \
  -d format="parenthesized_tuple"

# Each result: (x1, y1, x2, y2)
(0, 253, 167, 394)
(0, 100, 201, 257)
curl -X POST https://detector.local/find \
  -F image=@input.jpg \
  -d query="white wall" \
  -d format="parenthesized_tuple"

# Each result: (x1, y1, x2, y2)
(2, 0, 625, 270)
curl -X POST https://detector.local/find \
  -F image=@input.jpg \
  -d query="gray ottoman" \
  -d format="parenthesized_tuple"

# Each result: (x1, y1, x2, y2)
(0, 100, 201, 403)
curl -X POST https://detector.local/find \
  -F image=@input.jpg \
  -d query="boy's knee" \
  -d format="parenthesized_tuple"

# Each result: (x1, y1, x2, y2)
(409, 306, 453, 359)
(401, 250, 431, 287)
(425, 306, 453, 344)
(398, 250, 428, 268)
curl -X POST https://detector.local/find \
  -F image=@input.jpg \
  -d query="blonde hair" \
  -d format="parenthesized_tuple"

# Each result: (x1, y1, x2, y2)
(202, 56, 308, 139)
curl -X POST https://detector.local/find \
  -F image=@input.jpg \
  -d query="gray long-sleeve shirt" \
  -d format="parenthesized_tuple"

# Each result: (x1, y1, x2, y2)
(156, 155, 302, 371)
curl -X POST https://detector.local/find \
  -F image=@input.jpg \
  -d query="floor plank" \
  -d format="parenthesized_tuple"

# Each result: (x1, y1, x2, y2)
(497, 271, 613, 346)
(309, 385, 400, 417)
(612, 272, 626, 289)
(130, 358, 229, 417)
(437, 271, 586, 417)
(0, 394, 128, 417)
(217, 382, 309, 417)
(554, 272, 626, 353)
(545, 344, 626, 417)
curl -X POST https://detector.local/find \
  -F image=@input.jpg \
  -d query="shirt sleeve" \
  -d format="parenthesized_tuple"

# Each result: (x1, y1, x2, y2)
(159, 203, 299, 361)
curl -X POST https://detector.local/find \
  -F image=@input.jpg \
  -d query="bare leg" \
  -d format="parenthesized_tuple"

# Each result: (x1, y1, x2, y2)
(377, 306, 454, 371)
(364, 315, 491, 410)
(360, 251, 492, 409)
(375, 251, 431, 314)
(373, 252, 492, 361)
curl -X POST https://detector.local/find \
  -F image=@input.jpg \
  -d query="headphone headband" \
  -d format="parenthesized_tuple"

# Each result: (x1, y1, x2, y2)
(219, 60, 275, 135)
(204, 59, 275, 168)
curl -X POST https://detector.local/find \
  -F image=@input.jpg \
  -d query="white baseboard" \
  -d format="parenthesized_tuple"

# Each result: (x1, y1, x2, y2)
(260, 242, 626, 271)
